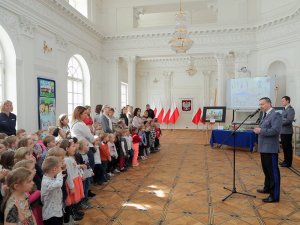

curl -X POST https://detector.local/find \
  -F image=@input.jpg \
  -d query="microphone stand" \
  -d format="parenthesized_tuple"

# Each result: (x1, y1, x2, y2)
(222, 113, 257, 202)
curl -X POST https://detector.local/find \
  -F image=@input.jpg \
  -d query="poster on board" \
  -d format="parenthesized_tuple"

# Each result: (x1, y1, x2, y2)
(37, 78, 56, 130)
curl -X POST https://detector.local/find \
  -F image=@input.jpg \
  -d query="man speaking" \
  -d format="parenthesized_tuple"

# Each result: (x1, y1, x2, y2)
(254, 97, 282, 203)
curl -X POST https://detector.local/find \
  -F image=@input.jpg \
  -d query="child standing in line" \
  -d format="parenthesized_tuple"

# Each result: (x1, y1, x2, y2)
(93, 137, 106, 185)
(149, 120, 156, 153)
(2, 167, 36, 225)
(60, 139, 85, 222)
(47, 147, 79, 224)
(76, 139, 93, 209)
(154, 119, 162, 151)
(41, 157, 64, 225)
(138, 126, 147, 160)
(41, 136, 56, 166)
(124, 129, 133, 167)
(107, 134, 119, 175)
(13, 160, 43, 225)
(131, 127, 141, 167)
(144, 123, 151, 156)
(99, 133, 111, 181)
(119, 130, 128, 171)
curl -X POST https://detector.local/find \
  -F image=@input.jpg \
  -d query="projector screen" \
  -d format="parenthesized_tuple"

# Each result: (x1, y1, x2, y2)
(227, 77, 275, 109)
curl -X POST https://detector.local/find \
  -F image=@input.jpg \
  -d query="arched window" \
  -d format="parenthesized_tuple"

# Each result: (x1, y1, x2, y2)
(67, 56, 84, 119)
(0, 44, 4, 102)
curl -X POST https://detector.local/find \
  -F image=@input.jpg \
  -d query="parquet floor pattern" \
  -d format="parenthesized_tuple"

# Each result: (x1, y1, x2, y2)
(81, 130, 300, 225)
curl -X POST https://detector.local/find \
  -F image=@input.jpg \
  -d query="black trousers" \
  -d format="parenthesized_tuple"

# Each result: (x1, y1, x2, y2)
(280, 134, 293, 166)
(44, 216, 63, 225)
(260, 153, 281, 200)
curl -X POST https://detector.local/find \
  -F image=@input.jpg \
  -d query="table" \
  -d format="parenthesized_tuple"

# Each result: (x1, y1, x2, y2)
(210, 129, 257, 152)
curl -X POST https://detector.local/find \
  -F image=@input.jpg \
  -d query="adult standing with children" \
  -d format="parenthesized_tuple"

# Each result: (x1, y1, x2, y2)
(100, 105, 113, 133)
(146, 104, 155, 119)
(71, 106, 95, 172)
(0, 100, 17, 136)
(132, 108, 143, 129)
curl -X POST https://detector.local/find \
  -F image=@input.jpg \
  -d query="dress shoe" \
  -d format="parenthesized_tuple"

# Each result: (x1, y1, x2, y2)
(257, 188, 270, 194)
(280, 162, 291, 168)
(262, 196, 279, 203)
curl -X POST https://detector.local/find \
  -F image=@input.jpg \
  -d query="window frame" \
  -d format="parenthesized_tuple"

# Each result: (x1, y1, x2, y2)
(67, 56, 85, 120)
(120, 82, 128, 109)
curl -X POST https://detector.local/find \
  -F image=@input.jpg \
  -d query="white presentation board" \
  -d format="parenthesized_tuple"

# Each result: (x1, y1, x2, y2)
(226, 77, 275, 109)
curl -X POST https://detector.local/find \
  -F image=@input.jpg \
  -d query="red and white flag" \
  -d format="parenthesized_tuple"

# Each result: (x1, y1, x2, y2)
(169, 100, 180, 124)
(152, 101, 157, 117)
(192, 108, 202, 125)
(163, 101, 171, 124)
(156, 100, 164, 124)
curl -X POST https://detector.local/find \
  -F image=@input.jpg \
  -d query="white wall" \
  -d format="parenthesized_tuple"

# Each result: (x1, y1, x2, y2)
(1, 0, 300, 132)
(0, 0, 102, 132)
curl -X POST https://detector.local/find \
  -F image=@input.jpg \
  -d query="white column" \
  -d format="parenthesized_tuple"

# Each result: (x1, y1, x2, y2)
(163, 71, 172, 104)
(215, 53, 226, 106)
(108, 57, 120, 110)
(202, 70, 213, 106)
(128, 56, 136, 107)
(234, 51, 249, 78)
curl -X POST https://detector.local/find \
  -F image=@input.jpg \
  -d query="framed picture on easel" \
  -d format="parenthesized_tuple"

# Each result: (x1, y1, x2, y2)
(37, 77, 56, 130)
(203, 106, 227, 123)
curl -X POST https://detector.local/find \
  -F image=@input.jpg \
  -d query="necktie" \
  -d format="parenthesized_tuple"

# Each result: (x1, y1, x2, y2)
(262, 112, 267, 119)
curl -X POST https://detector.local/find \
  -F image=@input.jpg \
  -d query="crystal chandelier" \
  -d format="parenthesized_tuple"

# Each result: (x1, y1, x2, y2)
(169, 0, 193, 54)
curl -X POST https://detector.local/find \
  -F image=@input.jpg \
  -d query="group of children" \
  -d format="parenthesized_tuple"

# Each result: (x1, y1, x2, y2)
(0, 110, 162, 225)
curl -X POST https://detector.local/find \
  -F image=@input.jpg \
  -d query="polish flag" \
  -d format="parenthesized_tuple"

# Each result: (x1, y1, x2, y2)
(153, 101, 157, 117)
(200, 109, 206, 124)
(163, 102, 171, 124)
(169, 100, 180, 124)
(192, 108, 202, 125)
(156, 100, 164, 124)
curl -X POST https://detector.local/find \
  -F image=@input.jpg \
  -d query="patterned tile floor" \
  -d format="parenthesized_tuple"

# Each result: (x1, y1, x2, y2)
(80, 130, 300, 225)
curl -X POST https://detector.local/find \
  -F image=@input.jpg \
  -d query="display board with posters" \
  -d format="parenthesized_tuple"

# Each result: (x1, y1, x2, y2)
(37, 78, 56, 130)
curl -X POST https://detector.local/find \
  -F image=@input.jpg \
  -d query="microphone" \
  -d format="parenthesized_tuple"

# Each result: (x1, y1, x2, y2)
(249, 108, 260, 118)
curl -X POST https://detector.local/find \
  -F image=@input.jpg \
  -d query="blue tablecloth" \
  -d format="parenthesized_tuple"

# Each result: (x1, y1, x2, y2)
(210, 129, 257, 152)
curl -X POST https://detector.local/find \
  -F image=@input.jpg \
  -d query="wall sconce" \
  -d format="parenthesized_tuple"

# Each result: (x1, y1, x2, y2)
(153, 78, 159, 83)
(43, 41, 52, 54)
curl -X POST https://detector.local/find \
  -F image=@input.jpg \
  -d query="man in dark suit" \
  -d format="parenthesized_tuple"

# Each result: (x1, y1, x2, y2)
(254, 97, 282, 203)
(146, 104, 155, 119)
(280, 96, 295, 168)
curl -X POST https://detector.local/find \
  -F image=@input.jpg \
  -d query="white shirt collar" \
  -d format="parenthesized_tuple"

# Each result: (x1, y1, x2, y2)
(285, 104, 290, 110)
(266, 107, 273, 115)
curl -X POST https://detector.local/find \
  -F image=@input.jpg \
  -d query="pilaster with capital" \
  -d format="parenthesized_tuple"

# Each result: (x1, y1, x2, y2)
(107, 57, 120, 109)
(127, 56, 137, 107)
(215, 53, 227, 106)
(163, 71, 173, 104)
(202, 70, 213, 106)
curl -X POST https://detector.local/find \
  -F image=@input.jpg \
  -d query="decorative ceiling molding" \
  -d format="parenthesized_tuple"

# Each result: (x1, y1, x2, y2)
(3, 0, 300, 45)
(41, 0, 104, 38)
(103, 7, 300, 40)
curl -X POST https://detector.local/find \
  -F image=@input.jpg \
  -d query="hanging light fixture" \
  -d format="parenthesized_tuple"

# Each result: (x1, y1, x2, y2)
(169, 0, 193, 54)
(186, 57, 197, 76)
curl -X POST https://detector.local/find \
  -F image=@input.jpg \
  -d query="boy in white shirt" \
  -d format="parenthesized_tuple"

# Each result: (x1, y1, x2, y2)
(41, 156, 64, 225)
